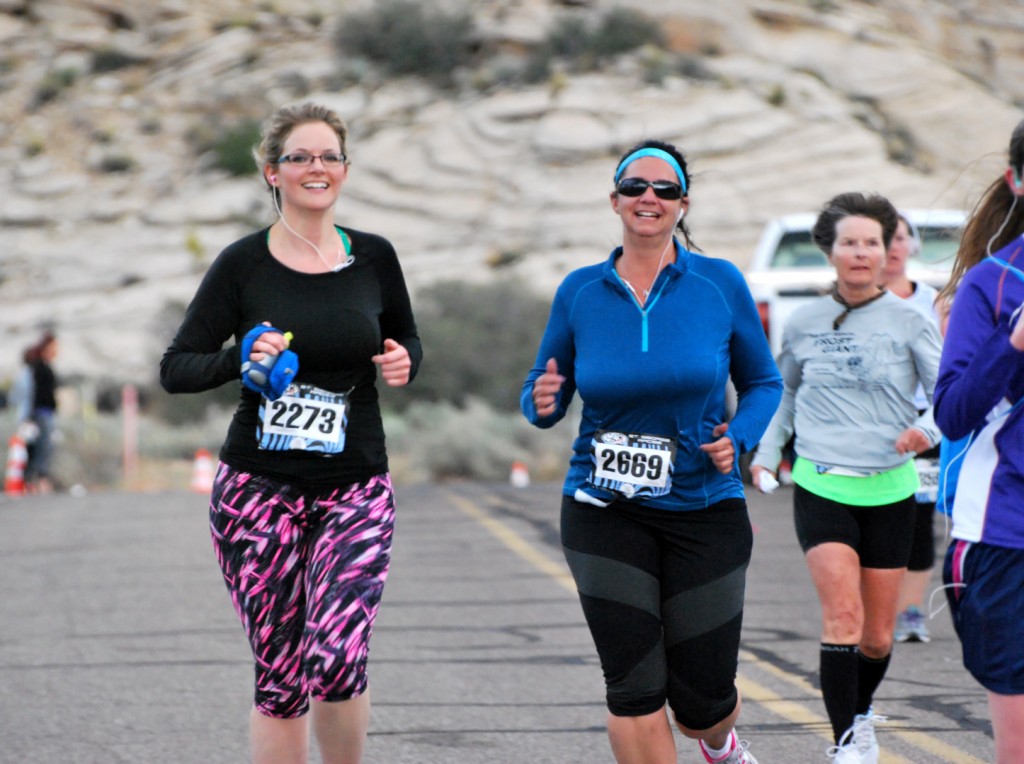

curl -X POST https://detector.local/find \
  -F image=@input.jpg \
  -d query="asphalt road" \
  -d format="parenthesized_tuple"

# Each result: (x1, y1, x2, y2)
(0, 481, 993, 763)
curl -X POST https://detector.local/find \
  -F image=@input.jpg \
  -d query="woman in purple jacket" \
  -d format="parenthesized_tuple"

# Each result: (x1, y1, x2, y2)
(935, 117, 1024, 764)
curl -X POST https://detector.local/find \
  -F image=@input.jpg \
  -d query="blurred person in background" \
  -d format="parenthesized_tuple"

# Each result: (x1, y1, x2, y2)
(9, 345, 39, 471)
(161, 102, 421, 764)
(936, 117, 1024, 764)
(10, 345, 36, 425)
(23, 331, 59, 494)
(879, 214, 943, 644)
(751, 192, 942, 763)
(522, 139, 782, 764)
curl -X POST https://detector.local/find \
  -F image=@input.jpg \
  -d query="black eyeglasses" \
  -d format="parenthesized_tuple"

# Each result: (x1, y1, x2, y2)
(615, 177, 684, 200)
(277, 152, 346, 166)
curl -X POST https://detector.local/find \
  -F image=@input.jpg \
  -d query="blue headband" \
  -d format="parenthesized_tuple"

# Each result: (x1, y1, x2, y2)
(614, 148, 687, 193)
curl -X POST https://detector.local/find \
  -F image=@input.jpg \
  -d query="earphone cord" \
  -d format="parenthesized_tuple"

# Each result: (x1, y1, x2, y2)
(649, 236, 675, 291)
(619, 235, 676, 303)
(271, 188, 353, 272)
(986, 192, 1020, 258)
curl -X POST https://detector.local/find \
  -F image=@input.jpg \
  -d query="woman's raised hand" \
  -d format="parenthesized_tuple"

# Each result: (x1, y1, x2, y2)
(533, 357, 565, 416)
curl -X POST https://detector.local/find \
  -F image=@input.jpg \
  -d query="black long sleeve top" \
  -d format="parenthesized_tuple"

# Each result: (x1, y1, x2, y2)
(160, 226, 422, 487)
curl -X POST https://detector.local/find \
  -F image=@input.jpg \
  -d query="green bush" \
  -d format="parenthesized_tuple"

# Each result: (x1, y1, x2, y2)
(334, 3, 676, 90)
(146, 301, 242, 425)
(147, 383, 242, 428)
(589, 7, 665, 59)
(24, 137, 45, 157)
(676, 54, 718, 82)
(211, 120, 262, 176)
(545, 15, 593, 63)
(33, 67, 77, 106)
(334, 0, 477, 87)
(639, 47, 673, 86)
(381, 279, 552, 414)
(97, 153, 136, 173)
(384, 397, 577, 483)
(91, 47, 140, 74)
(526, 7, 666, 80)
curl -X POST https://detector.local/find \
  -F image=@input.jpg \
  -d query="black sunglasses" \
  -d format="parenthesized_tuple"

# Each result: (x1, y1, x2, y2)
(615, 177, 684, 200)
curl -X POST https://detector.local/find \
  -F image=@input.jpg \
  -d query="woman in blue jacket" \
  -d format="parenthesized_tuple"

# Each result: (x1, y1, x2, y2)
(936, 117, 1024, 764)
(521, 139, 782, 764)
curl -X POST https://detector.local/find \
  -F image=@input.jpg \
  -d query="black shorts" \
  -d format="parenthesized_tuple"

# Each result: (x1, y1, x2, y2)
(907, 501, 937, 572)
(561, 494, 751, 729)
(793, 484, 916, 569)
(907, 439, 941, 572)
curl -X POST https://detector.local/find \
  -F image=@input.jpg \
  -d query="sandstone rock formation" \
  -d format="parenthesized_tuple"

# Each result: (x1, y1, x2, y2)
(0, 0, 1021, 382)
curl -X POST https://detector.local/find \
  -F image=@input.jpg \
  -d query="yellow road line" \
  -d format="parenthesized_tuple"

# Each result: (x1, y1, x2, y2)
(740, 647, 819, 696)
(736, 672, 831, 730)
(886, 730, 987, 764)
(449, 491, 576, 593)
(450, 489, 985, 764)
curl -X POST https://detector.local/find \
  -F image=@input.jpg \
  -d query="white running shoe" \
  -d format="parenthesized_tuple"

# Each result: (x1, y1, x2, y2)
(827, 711, 886, 764)
(826, 740, 861, 763)
(700, 731, 760, 763)
(851, 711, 885, 764)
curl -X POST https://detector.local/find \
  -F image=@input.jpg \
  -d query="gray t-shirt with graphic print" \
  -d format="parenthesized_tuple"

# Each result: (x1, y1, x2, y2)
(752, 291, 942, 474)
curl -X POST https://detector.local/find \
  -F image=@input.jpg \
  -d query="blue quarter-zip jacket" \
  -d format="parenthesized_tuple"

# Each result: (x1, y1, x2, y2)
(521, 242, 783, 511)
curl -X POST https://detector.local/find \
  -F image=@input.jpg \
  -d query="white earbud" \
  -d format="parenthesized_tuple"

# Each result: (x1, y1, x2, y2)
(676, 210, 684, 223)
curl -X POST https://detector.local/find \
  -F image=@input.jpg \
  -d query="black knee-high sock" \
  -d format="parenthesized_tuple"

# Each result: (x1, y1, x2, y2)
(855, 649, 891, 716)
(820, 643, 859, 743)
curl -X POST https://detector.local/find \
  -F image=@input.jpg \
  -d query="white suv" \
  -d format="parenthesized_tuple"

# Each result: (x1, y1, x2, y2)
(745, 208, 966, 358)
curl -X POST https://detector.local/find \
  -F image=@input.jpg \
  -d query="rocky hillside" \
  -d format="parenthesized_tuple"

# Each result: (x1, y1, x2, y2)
(1, 0, 1022, 384)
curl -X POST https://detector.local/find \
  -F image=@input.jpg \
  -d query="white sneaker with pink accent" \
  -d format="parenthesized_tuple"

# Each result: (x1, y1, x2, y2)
(700, 730, 760, 764)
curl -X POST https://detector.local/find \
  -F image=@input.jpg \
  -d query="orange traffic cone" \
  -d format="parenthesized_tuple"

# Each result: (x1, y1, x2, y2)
(509, 460, 530, 488)
(4, 434, 28, 496)
(190, 448, 215, 493)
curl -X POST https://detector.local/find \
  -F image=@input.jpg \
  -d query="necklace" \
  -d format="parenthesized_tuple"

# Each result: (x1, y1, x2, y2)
(831, 285, 887, 330)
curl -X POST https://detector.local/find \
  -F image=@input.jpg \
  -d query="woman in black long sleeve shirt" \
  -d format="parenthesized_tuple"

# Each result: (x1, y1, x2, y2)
(161, 102, 421, 764)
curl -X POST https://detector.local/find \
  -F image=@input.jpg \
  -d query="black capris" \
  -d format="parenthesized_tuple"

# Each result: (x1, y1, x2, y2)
(561, 494, 751, 730)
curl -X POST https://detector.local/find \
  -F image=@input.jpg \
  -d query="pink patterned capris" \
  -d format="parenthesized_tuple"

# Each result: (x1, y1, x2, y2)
(209, 464, 395, 718)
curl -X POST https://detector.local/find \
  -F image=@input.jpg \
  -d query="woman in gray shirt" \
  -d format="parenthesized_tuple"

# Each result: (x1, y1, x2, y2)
(751, 192, 942, 764)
